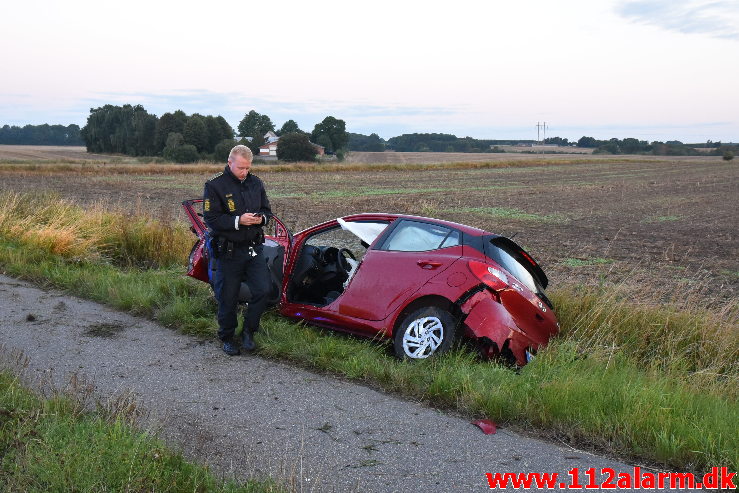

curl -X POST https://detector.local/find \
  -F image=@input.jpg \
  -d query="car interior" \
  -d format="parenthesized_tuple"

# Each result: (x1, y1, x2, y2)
(287, 221, 388, 307)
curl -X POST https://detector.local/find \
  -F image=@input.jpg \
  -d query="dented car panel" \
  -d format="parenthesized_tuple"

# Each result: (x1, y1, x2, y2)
(182, 200, 559, 364)
(460, 290, 531, 365)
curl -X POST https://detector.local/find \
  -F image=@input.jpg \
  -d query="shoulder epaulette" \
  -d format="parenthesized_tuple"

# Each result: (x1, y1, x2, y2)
(207, 171, 224, 182)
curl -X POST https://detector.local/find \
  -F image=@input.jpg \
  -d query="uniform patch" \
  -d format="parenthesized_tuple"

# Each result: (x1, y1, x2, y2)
(204, 199, 210, 212)
(227, 199, 236, 212)
(208, 171, 223, 182)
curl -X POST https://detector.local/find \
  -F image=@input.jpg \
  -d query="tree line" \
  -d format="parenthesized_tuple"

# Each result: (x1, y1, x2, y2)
(80, 105, 234, 162)
(7, 110, 734, 161)
(78, 105, 350, 163)
(0, 124, 84, 145)
(361, 133, 542, 153)
(574, 136, 735, 156)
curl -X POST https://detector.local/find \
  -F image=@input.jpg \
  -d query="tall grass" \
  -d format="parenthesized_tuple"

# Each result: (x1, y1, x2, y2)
(0, 191, 191, 267)
(551, 286, 737, 394)
(0, 191, 736, 473)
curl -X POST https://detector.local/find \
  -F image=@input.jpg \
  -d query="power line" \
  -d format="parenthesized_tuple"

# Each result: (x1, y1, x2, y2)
(536, 122, 548, 144)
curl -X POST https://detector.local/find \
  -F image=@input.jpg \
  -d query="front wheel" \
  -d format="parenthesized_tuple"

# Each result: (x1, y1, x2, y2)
(393, 306, 457, 359)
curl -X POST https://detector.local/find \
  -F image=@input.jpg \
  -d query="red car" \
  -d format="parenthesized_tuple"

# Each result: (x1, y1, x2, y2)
(183, 199, 558, 365)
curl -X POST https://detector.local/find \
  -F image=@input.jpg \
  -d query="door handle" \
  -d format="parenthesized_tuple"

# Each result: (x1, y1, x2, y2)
(417, 260, 442, 269)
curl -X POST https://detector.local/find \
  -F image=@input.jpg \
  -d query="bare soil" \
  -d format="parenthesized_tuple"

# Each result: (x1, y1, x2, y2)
(1, 151, 736, 304)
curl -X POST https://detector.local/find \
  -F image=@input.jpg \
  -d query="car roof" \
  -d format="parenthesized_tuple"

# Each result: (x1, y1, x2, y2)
(339, 213, 489, 237)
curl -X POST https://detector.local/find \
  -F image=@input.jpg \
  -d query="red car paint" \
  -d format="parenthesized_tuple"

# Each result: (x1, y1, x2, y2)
(182, 200, 558, 364)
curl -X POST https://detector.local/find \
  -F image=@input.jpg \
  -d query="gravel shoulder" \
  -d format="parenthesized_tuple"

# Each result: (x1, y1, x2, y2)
(0, 275, 695, 492)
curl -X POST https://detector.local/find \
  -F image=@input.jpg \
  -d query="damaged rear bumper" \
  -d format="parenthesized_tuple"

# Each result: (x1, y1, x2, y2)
(460, 289, 540, 366)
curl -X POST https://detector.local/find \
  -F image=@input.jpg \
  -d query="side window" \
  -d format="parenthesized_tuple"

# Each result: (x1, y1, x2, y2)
(381, 221, 461, 252)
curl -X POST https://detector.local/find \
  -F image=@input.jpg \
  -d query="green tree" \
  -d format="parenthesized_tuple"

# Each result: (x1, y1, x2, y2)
(165, 132, 184, 149)
(162, 132, 184, 162)
(577, 136, 599, 148)
(214, 139, 237, 162)
(204, 116, 226, 153)
(278, 119, 302, 135)
(0, 123, 83, 145)
(81, 104, 158, 156)
(276, 132, 316, 162)
(131, 110, 158, 155)
(347, 132, 385, 151)
(183, 115, 208, 152)
(238, 110, 274, 138)
(167, 144, 200, 163)
(311, 116, 348, 154)
(154, 110, 187, 152)
(316, 134, 332, 152)
(215, 116, 234, 140)
(544, 136, 569, 146)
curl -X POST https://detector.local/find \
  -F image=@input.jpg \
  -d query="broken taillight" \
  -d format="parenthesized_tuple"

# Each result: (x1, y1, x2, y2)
(468, 260, 509, 291)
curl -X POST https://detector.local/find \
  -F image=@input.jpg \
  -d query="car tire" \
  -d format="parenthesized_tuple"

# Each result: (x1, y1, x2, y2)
(393, 306, 457, 359)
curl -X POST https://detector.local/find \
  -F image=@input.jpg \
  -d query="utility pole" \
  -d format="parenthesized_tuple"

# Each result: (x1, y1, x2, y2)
(536, 122, 549, 145)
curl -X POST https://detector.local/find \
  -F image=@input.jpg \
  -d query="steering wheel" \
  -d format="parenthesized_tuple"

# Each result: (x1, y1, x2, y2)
(337, 248, 356, 272)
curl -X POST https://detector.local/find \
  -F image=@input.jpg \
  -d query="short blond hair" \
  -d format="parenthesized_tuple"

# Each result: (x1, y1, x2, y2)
(228, 144, 253, 161)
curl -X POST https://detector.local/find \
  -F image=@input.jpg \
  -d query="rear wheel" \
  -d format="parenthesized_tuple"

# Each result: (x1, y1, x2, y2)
(393, 306, 457, 359)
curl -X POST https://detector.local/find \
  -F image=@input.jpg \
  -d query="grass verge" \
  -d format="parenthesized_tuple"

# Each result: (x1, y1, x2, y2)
(0, 193, 736, 475)
(0, 371, 282, 492)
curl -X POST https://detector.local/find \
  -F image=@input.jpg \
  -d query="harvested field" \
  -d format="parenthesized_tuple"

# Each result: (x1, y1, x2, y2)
(344, 150, 597, 163)
(1, 150, 736, 305)
(0, 145, 117, 162)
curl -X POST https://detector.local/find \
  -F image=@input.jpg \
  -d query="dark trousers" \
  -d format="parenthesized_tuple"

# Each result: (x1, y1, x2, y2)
(213, 244, 270, 342)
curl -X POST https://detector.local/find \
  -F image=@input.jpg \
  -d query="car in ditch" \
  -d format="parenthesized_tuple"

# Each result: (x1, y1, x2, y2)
(182, 199, 559, 364)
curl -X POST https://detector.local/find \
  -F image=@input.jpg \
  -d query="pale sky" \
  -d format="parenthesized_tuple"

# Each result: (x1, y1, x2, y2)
(2, 0, 738, 142)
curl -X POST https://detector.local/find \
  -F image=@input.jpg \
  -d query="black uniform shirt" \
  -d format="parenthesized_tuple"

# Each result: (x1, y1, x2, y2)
(203, 165, 272, 243)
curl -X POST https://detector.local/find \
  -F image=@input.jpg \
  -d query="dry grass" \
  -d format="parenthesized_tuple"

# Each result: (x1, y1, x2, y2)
(0, 191, 191, 267)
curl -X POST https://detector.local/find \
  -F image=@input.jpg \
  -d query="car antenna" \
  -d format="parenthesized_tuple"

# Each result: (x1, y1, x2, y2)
(509, 232, 519, 239)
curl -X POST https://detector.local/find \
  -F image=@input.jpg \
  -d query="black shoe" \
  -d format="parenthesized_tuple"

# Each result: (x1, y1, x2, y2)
(242, 329, 256, 351)
(222, 340, 240, 356)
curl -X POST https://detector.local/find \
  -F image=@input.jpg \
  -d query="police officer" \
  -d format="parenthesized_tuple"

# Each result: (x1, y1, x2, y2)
(203, 145, 272, 355)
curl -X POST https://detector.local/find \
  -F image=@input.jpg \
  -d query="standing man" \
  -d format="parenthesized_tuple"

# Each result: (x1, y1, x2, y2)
(203, 145, 272, 355)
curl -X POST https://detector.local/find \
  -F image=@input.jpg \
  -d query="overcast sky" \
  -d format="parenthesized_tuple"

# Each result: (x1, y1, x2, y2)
(1, 0, 737, 142)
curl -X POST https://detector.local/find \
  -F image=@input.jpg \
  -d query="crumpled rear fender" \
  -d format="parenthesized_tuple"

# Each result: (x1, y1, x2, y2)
(460, 290, 534, 366)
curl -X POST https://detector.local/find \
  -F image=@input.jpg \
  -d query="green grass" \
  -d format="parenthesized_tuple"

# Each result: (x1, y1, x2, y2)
(0, 371, 282, 492)
(444, 207, 568, 223)
(0, 192, 736, 474)
(1, 240, 736, 473)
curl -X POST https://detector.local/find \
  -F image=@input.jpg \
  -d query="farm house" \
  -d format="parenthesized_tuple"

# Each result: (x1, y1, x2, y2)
(259, 138, 325, 157)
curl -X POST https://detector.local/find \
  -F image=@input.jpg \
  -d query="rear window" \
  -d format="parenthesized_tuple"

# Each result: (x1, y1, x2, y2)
(485, 240, 540, 293)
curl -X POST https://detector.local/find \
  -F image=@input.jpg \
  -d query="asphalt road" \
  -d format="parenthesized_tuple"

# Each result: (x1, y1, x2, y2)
(0, 275, 703, 492)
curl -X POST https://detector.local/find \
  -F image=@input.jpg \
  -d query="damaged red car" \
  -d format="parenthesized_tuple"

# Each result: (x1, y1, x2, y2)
(183, 199, 559, 365)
